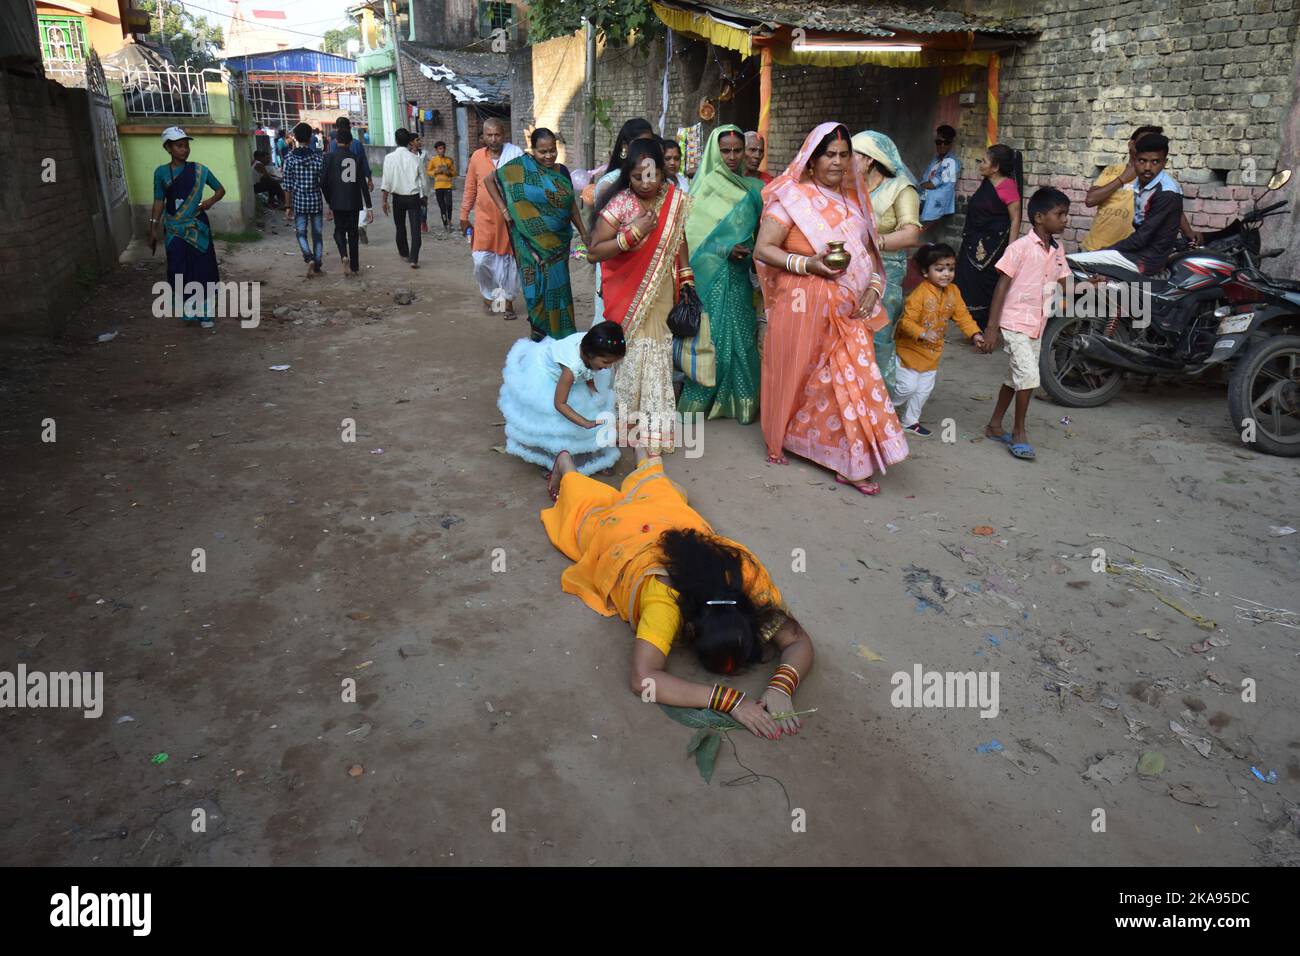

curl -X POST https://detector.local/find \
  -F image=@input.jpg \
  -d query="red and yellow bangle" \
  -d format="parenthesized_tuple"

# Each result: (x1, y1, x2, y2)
(616, 225, 643, 252)
(675, 265, 695, 283)
(708, 684, 745, 714)
(767, 663, 799, 698)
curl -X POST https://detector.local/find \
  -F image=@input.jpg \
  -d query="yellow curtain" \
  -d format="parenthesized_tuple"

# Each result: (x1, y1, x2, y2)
(650, 2, 753, 57)
(939, 66, 972, 97)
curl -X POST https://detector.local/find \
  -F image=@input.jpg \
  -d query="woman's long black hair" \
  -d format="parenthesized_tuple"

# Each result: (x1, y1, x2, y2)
(591, 137, 664, 232)
(658, 529, 780, 675)
(987, 143, 1024, 200)
(605, 117, 654, 176)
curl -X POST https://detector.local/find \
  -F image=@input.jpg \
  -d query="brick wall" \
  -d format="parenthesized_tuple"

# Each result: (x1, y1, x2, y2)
(399, 49, 466, 158)
(512, 33, 586, 167)
(984, 0, 1300, 250)
(511, 32, 697, 173)
(592, 37, 692, 161)
(757, 0, 1300, 252)
(0, 72, 122, 335)
(511, 4, 1299, 255)
(767, 64, 891, 170)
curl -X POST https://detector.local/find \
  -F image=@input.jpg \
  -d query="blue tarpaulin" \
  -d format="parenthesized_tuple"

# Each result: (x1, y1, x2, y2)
(223, 47, 357, 75)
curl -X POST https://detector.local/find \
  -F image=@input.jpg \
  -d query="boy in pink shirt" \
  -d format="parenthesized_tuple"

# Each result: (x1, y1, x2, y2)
(981, 187, 1072, 460)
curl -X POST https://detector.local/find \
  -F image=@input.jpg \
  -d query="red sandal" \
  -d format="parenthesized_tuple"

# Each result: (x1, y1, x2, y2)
(835, 474, 880, 496)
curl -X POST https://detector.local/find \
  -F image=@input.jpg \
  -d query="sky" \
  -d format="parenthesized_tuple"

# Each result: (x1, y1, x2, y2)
(182, 0, 359, 49)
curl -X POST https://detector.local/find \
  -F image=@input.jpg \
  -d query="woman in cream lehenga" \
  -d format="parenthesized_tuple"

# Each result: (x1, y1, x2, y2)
(586, 138, 692, 455)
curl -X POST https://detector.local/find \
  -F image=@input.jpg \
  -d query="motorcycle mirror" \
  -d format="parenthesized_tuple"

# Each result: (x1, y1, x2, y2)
(1266, 168, 1292, 191)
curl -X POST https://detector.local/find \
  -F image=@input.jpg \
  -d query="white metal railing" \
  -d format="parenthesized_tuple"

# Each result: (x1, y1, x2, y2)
(115, 64, 211, 116)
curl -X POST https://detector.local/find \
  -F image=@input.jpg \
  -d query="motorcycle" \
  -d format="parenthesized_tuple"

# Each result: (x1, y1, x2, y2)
(1038, 169, 1298, 454)
(1210, 253, 1300, 457)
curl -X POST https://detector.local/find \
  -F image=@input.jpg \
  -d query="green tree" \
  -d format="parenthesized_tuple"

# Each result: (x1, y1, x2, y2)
(526, 0, 662, 46)
(136, 0, 225, 69)
(322, 25, 362, 56)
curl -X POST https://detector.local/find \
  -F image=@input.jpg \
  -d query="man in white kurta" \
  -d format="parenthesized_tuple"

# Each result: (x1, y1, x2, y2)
(459, 117, 523, 316)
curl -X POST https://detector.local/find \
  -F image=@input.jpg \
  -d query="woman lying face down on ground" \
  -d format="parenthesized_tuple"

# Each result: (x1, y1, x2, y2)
(540, 445, 814, 739)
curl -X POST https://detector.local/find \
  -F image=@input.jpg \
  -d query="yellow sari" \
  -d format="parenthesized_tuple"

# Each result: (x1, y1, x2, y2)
(541, 459, 783, 633)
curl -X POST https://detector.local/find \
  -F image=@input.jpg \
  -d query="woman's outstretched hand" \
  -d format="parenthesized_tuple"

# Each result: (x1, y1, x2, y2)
(759, 688, 802, 736)
(731, 698, 782, 740)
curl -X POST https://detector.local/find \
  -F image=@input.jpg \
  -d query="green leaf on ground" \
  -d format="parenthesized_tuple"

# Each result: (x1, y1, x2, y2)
(686, 728, 709, 756)
(695, 731, 722, 783)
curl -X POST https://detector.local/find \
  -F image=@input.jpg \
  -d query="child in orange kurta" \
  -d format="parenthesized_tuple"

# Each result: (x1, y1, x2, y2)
(894, 243, 986, 436)
(460, 126, 522, 313)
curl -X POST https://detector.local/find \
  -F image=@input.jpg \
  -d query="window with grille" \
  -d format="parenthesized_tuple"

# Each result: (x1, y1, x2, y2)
(39, 16, 89, 64)
(478, 2, 514, 39)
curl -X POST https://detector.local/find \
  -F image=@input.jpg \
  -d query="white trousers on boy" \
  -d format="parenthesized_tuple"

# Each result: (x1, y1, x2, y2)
(894, 364, 937, 428)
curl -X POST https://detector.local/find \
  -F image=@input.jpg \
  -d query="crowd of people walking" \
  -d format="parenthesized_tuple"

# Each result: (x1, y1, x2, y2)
(150, 110, 1197, 736)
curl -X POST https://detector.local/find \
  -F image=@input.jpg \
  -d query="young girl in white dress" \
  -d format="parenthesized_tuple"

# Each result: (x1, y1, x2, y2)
(498, 322, 626, 480)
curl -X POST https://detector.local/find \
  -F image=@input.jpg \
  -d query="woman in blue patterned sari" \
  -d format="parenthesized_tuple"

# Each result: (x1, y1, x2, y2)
(148, 127, 225, 328)
(484, 128, 590, 341)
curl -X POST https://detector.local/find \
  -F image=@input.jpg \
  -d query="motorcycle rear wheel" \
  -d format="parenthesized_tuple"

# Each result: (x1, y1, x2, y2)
(1039, 314, 1128, 408)
(1227, 334, 1300, 457)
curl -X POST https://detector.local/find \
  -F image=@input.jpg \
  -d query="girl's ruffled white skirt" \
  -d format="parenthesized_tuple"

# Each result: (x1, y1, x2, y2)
(497, 338, 621, 474)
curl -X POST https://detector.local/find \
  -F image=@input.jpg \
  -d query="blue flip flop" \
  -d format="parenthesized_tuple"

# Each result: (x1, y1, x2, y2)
(989, 432, 1012, 445)
(1008, 442, 1037, 461)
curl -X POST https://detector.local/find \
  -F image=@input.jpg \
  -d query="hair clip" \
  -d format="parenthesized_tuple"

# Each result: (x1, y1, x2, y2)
(706, 600, 737, 605)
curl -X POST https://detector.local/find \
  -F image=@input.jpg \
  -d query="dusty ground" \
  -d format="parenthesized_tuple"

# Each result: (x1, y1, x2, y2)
(2, 205, 1298, 867)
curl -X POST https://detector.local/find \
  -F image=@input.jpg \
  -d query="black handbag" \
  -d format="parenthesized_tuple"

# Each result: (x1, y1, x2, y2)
(666, 282, 702, 338)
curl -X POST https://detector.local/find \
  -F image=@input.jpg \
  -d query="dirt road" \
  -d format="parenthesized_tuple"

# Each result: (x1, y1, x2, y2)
(1, 209, 1297, 866)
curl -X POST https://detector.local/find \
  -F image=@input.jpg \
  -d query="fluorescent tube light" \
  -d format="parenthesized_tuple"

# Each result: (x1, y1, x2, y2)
(791, 41, 924, 53)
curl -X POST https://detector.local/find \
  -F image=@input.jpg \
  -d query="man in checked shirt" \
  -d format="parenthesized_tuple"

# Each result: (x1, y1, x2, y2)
(282, 122, 326, 277)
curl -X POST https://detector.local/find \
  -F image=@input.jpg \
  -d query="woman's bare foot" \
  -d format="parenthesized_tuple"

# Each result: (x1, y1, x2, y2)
(835, 474, 880, 496)
(766, 452, 788, 465)
(547, 450, 574, 500)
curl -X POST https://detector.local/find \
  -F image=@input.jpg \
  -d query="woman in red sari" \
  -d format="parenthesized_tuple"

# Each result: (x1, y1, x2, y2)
(587, 138, 692, 454)
(753, 123, 909, 496)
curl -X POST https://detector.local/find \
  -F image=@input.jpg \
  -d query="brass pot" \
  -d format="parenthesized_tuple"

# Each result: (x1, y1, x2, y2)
(824, 240, 852, 271)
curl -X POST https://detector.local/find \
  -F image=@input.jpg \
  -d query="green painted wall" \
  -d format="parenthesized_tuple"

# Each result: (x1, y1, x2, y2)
(114, 79, 255, 233)
(120, 133, 247, 205)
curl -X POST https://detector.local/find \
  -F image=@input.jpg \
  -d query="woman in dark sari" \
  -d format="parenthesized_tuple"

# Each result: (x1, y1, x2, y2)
(148, 127, 225, 328)
(954, 144, 1022, 330)
(484, 128, 591, 341)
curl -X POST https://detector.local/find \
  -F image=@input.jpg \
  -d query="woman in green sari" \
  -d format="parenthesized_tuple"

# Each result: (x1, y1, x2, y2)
(850, 131, 923, 397)
(677, 125, 764, 423)
(485, 128, 591, 341)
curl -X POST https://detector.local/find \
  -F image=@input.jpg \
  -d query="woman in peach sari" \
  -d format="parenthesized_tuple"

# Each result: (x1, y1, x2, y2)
(753, 123, 909, 496)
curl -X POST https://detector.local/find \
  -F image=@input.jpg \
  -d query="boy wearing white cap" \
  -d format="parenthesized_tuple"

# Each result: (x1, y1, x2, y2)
(149, 128, 225, 328)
